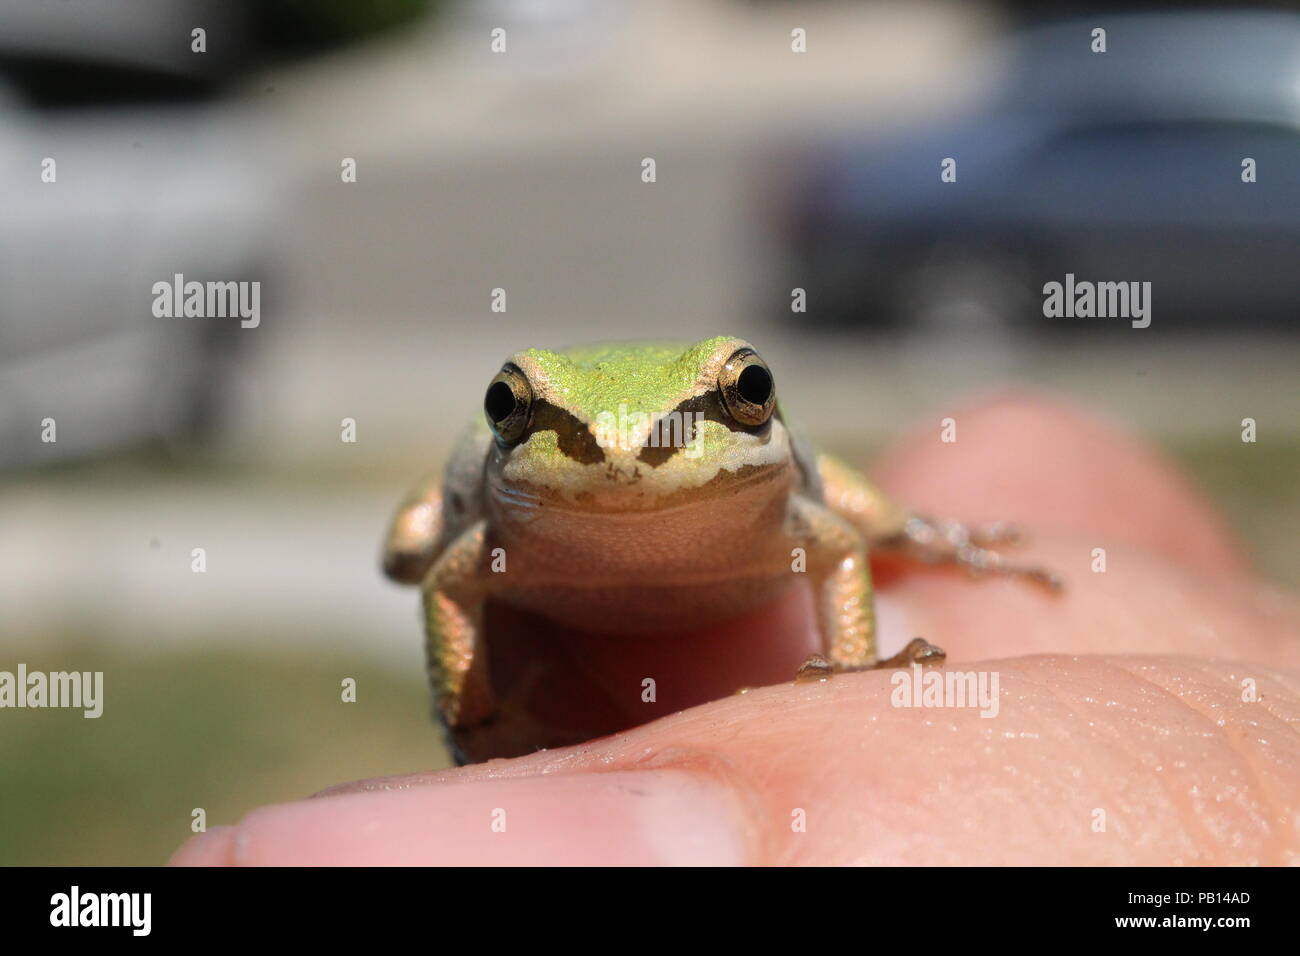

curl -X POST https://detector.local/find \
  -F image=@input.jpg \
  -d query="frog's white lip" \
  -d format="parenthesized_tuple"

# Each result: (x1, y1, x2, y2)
(487, 459, 794, 516)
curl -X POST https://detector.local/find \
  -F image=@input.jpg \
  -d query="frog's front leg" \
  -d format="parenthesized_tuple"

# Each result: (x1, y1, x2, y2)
(817, 452, 1062, 592)
(422, 522, 498, 743)
(789, 497, 945, 675)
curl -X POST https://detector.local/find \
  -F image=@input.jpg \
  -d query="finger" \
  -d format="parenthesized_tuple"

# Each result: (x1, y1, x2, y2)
(870, 392, 1252, 580)
(178, 656, 1300, 865)
(170, 769, 754, 866)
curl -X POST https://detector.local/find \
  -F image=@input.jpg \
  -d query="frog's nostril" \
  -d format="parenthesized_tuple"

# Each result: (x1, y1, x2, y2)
(605, 461, 641, 485)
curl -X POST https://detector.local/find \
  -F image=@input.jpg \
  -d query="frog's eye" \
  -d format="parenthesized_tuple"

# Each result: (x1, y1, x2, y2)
(718, 349, 775, 427)
(484, 364, 533, 445)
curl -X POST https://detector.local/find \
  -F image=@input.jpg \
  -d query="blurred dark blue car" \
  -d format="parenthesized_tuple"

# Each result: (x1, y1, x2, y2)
(781, 11, 1300, 334)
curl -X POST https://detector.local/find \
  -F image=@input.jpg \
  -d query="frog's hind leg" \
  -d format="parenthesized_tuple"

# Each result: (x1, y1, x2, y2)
(816, 452, 1061, 593)
(889, 515, 1062, 592)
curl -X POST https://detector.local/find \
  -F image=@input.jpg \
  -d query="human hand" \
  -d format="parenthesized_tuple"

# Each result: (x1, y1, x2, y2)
(171, 394, 1300, 865)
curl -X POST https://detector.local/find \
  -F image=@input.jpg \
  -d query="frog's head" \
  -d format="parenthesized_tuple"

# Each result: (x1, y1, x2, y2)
(480, 336, 796, 515)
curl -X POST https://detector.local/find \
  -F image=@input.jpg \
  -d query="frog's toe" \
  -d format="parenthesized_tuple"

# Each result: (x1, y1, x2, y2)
(903, 637, 946, 664)
(871, 637, 946, 669)
(967, 520, 1022, 547)
(795, 654, 835, 683)
(956, 544, 1063, 593)
(905, 515, 1020, 550)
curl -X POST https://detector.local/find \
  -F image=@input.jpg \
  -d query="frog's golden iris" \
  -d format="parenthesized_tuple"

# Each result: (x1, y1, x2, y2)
(717, 348, 775, 427)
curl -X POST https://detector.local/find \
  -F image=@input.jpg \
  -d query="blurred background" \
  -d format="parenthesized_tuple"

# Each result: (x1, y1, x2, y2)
(2, 0, 1298, 864)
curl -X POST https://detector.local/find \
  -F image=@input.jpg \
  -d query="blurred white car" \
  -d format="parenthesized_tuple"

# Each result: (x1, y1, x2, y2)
(0, 79, 277, 468)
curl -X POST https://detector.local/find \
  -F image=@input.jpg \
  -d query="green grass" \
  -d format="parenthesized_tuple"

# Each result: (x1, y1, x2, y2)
(0, 641, 449, 866)
(1166, 437, 1300, 587)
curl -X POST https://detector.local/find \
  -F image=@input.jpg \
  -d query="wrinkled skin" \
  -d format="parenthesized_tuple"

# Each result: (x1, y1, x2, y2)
(172, 394, 1300, 866)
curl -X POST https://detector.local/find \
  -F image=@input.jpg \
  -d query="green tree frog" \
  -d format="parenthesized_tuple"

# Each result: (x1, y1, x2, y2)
(383, 337, 1058, 761)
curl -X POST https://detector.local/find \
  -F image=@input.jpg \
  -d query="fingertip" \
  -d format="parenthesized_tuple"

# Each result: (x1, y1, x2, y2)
(171, 771, 756, 866)
(168, 825, 236, 866)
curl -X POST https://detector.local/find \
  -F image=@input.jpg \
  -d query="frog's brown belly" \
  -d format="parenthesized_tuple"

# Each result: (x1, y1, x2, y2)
(496, 573, 798, 633)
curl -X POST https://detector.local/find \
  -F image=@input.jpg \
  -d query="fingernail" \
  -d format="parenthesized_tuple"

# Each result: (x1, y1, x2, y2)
(170, 770, 752, 866)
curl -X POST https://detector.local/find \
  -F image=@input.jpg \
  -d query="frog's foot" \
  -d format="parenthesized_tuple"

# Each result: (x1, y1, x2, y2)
(795, 639, 946, 683)
(898, 515, 1063, 593)
(795, 654, 836, 683)
(872, 636, 946, 669)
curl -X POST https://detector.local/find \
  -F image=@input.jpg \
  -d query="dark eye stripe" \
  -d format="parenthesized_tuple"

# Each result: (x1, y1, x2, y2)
(529, 401, 607, 465)
(636, 392, 772, 467)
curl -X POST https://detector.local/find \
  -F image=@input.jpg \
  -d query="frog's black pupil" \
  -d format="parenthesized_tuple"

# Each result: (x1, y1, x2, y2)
(485, 381, 517, 424)
(736, 364, 772, 406)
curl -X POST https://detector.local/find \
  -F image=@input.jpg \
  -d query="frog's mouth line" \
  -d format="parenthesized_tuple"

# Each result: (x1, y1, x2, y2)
(487, 459, 796, 517)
